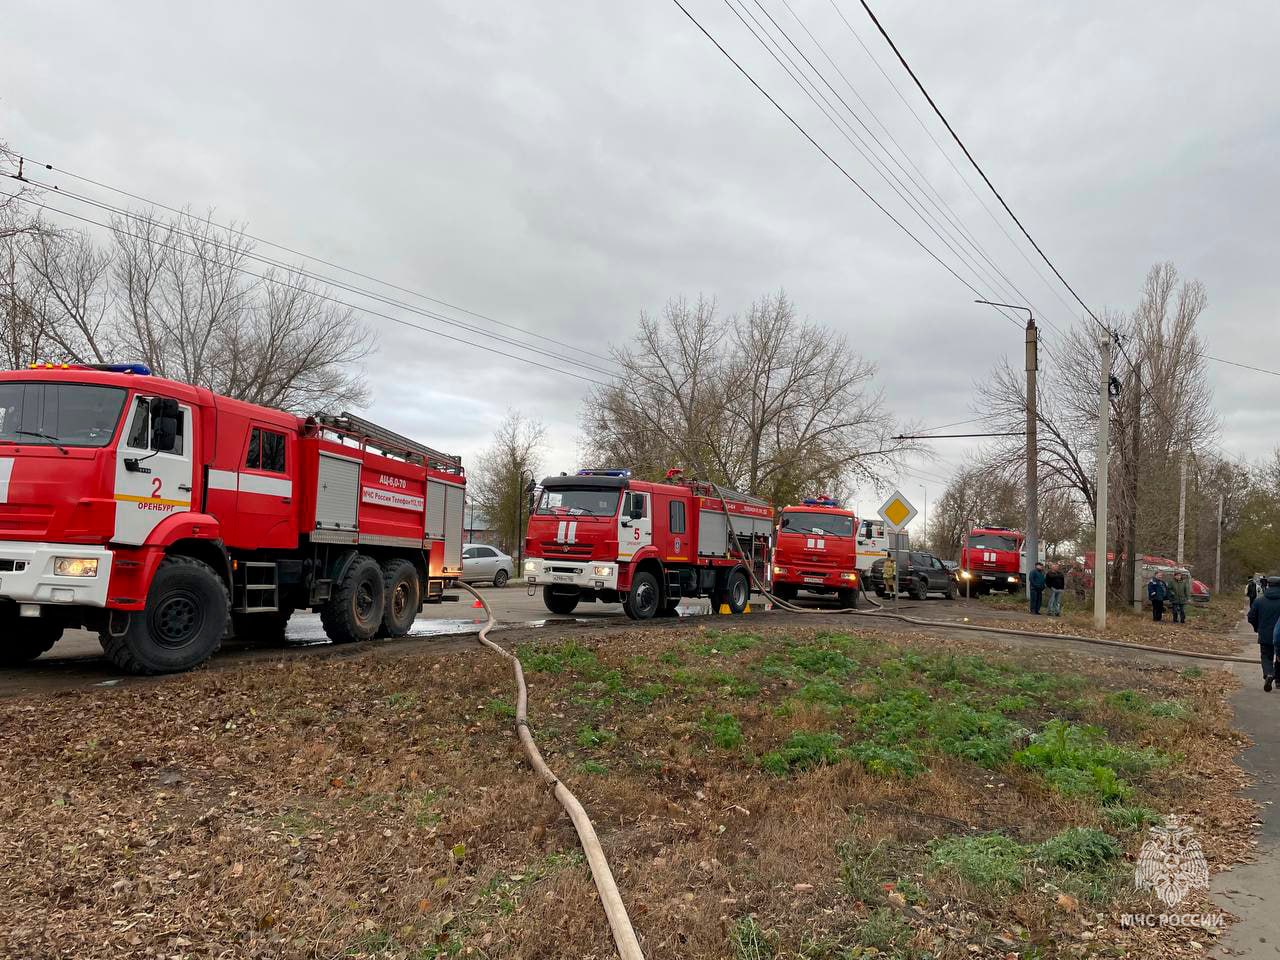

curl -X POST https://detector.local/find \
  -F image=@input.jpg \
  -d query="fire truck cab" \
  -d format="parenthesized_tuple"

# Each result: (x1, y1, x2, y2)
(959, 525, 1043, 593)
(771, 497, 860, 607)
(522, 469, 773, 620)
(0, 364, 465, 673)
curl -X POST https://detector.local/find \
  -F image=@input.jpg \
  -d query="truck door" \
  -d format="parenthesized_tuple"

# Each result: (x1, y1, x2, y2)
(113, 396, 194, 546)
(236, 424, 296, 550)
(617, 490, 651, 561)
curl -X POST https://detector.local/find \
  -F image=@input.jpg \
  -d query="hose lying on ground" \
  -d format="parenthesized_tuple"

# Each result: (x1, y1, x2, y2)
(454, 582, 646, 960)
(707, 484, 1255, 666)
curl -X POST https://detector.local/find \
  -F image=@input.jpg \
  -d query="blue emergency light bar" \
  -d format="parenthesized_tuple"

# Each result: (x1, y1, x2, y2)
(802, 496, 840, 507)
(92, 363, 153, 375)
(578, 468, 631, 478)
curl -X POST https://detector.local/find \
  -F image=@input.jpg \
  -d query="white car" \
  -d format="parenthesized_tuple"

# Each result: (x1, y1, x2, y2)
(461, 544, 514, 587)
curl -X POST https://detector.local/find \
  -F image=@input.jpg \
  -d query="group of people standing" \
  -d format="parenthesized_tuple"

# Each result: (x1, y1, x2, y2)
(1248, 575, 1280, 691)
(1027, 562, 1067, 616)
(1146, 570, 1193, 623)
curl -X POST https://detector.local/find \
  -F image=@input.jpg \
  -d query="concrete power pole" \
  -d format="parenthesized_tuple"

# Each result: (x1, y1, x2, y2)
(1176, 453, 1188, 565)
(1123, 360, 1142, 610)
(1094, 335, 1112, 630)
(1215, 492, 1224, 594)
(1024, 316, 1039, 611)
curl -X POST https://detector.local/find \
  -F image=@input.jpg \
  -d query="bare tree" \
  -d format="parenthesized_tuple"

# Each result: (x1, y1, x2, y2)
(469, 411, 547, 555)
(582, 291, 915, 503)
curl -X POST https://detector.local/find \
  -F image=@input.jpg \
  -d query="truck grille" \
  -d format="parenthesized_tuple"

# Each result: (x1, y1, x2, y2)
(0, 560, 28, 573)
(541, 543, 593, 560)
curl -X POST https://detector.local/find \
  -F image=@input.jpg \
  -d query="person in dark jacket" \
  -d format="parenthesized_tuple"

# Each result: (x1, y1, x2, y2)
(1248, 576, 1260, 606)
(1248, 576, 1280, 691)
(1028, 562, 1047, 615)
(1168, 571, 1192, 624)
(1147, 571, 1169, 621)
(1045, 563, 1066, 617)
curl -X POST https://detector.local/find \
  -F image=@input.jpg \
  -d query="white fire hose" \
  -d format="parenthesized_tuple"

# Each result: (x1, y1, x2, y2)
(454, 581, 646, 960)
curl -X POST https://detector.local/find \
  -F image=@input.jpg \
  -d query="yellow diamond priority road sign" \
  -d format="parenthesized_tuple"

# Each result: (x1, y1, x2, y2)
(878, 489, 918, 532)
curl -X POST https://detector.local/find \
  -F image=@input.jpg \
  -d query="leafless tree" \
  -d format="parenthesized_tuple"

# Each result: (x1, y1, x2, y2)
(469, 411, 546, 555)
(0, 200, 373, 411)
(582, 291, 916, 503)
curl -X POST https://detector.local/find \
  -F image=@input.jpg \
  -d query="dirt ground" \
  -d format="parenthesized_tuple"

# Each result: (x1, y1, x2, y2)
(0, 611, 1253, 960)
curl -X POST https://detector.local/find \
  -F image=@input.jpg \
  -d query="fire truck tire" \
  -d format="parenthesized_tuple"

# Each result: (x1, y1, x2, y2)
(623, 571, 661, 620)
(100, 555, 230, 674)
(233, 607, 294, 647)
(837, 588, 858, 609)
(725, 570, 749, 615)
(0, 609, 63, 665)
(378, 560, 420, 638)
(543, 587, 580, 616)
(321, 555, 386, 644)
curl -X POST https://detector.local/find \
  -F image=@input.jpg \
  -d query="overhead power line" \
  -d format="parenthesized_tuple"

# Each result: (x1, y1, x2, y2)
(10, 172, 619, 380)
(3, 149, 619, 369)
(855, 0, 1104, 331)
(667, 0, 1022, 328)
(1, 188, 615, 389)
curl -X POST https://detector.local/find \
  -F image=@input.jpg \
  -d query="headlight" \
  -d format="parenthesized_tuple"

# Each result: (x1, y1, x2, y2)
(773, 565, 786, 575)
(1008, 576, 1019, 583)
(593, 565, 614, 578)
(960, 571, 972, 579)
(54, 557, 99, 577)
(842, 571, 858, 581)
(523, 560, 538, 574)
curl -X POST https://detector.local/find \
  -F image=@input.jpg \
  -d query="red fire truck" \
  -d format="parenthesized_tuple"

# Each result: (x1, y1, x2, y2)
(958, 525, 1040, 594)
(771, 497, 860, 607)
(0, 363, 465, 673)
(522, 469, 774, 619)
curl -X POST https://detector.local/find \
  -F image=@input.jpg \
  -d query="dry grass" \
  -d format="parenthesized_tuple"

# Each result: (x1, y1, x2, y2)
(0, 622, 1253, 959)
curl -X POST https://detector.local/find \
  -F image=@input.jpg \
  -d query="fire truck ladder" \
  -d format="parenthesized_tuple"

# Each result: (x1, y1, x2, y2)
(312, 412, 463, 473)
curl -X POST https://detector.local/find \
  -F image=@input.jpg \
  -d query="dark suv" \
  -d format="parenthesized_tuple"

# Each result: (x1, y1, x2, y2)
(869, 551, 958, 600)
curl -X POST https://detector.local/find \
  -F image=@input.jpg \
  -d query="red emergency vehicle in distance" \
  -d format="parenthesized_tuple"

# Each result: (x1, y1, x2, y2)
(522, 468, 774, 620)
(959, 524, 1036, 594)
(771, 497, 860, 607)
(0, 363, 465, 673)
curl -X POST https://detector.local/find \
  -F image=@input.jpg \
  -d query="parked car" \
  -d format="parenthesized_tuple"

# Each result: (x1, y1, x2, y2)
(869, 550, 958, 600)
(462, 544, 514, 587)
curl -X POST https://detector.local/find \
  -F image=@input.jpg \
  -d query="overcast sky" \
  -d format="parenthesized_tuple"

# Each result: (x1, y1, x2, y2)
(4, 0, 1277, 529)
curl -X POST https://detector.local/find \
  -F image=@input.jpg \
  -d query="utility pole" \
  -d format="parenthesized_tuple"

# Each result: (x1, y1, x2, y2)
(974, 300, 1037, 609)
(1024, 316, 1039, 610)
(1094, 335, 1112, 630)
(1177, 452, 1188, 565)
(1215, 492, 1224, 594)
(1122, 360, 1142, 610)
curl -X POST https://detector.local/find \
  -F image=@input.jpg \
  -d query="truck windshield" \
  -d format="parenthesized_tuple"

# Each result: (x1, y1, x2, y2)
(781, 511, 854, 538)
(0, 382, 128, 448)
(967, 533, 1020, 552)
(536, 486, 622, 517)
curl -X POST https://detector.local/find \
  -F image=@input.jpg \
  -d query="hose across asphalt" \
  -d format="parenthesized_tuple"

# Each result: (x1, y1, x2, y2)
(707, 484, 1255, 666)
(454, 582, 646, 960)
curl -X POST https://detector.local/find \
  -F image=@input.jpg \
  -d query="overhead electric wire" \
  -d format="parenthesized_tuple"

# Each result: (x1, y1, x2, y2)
(856, 0, 1106, 333)
(720, 0, 1025, 329)
(2, 149, 619, 369)
(755, 0, 1063, 338)
(11, 173, 620, 381)
(824, 0, 1083, 324)
(1, 188, 615, 389)
(667, 0, 1022, 328)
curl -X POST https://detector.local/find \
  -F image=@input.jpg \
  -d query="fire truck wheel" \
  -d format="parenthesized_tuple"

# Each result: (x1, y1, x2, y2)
(543, 587, 580, 615)
(837, 588, 858, 609)
(321, 555, 386, 644)
(624, 571, 661, 620)
(0, 608, 63, 665)
(100, 555, 230, 674)
(725, 570, 749, 614)
(378, 560, 420, 638)
(233, 607, 294, 647)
